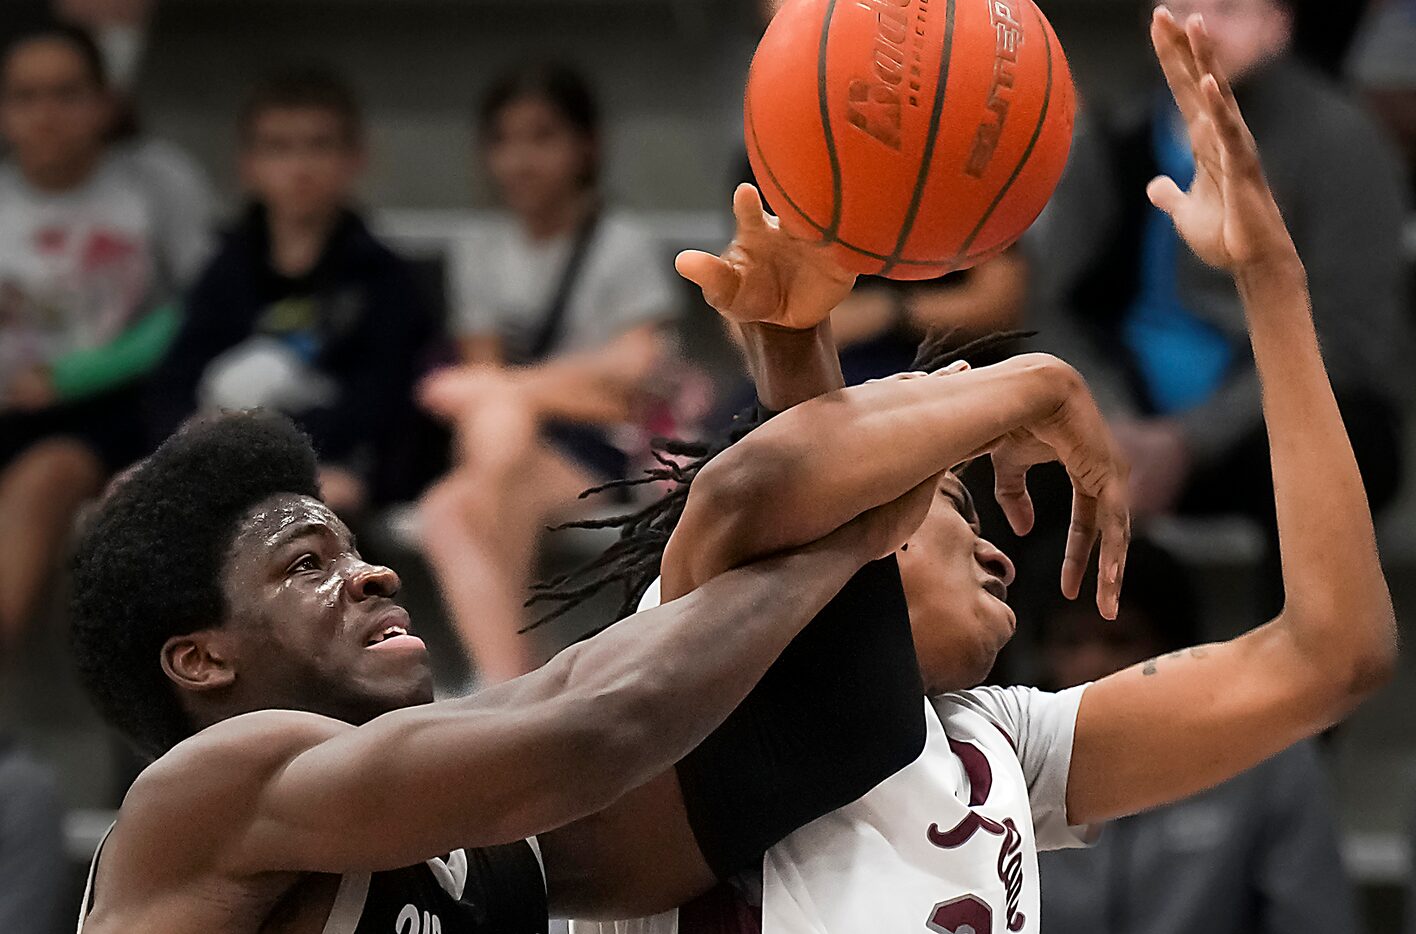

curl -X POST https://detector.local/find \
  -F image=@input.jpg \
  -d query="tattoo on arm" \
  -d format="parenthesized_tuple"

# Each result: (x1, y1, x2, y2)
(1140, 646, 1210, 677)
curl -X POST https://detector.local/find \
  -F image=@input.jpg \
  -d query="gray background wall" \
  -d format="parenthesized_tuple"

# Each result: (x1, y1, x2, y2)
(134, 0, 1158, 214)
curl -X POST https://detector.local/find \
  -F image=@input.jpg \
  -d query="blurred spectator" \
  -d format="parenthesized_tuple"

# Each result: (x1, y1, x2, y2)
(54, 0, 153, 90)
(1035, 538, 1361, 934)
(0, 735, 64, 932)
(0, 22, 210, 657)
(1349, 0, 1416, 194)
(149, 68, 437, 517)
(418, 64, 677, 681)
(1033, 0, 1409, 606)
(1287, 0, 1375, 77)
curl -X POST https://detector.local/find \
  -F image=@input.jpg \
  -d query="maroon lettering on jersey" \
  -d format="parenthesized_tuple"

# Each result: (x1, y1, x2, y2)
(926, 738, 1028, 932)
(947, 738, 993, 806)
(927, 894, 992, 934)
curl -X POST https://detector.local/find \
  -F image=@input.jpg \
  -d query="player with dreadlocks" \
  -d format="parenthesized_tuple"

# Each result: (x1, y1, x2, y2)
(569, 11, 1398, 933)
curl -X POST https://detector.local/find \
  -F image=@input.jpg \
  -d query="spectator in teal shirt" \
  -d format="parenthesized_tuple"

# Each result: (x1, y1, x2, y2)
(0, 22, 211, 662)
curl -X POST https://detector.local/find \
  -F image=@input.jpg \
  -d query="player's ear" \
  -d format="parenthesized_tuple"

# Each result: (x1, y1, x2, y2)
(162, 630, 238, 694)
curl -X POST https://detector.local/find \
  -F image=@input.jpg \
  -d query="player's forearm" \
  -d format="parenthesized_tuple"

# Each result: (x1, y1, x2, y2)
(675, 354, 1069, 588)
(737, 320, 845, 410)
(545, 535, 870, 790)
(1241, 254, 1396, 699)
(362, 533, 872, 855)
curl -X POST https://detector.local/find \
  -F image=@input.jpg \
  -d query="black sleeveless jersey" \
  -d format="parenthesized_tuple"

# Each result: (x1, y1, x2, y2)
(320, 842, 547, 934)
(78, 830, 549, 934)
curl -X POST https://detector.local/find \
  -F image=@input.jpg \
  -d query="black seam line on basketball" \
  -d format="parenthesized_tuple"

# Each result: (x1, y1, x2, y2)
(747, 98, 960, 268)
(817, 0, 845, 239)
(952, 2, 1055, 262)
(746, 100, 885, 270)
(880, 0, 958, 278)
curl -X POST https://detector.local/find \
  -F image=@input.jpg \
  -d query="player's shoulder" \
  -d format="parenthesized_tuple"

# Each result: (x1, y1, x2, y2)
(125, 710, 350, 823)
(95, 712, 347, 898)
(933, 683, 1033, 718)
(932, 684, 1074, 742)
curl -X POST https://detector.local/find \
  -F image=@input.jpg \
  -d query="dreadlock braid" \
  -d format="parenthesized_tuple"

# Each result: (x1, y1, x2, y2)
(526, 329, 1035, 630)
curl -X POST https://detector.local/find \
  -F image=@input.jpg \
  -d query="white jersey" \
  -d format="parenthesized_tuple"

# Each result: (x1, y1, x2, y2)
(760, 686, 1093, 934)
(571, 580, 1094, 934)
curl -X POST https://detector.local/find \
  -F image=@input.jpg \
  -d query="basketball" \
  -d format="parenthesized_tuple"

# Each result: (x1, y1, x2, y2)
(745, 0, 1077, 280)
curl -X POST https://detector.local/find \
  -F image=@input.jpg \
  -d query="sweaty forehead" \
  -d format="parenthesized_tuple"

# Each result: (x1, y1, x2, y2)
(230, 493, 348, 554)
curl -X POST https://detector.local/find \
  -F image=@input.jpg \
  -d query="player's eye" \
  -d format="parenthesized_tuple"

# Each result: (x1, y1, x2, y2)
(286, 553, 321, 576)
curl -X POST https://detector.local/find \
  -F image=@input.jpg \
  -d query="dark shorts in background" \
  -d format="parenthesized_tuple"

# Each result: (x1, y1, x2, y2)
(0, 384, 150, 476)
(541, 420, 629, 486)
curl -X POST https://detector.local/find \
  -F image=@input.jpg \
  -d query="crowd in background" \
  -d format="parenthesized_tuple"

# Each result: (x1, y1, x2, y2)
(0, 0, 1414, 932)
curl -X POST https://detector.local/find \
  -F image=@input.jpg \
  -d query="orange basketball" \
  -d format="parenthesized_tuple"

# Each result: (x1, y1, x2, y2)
(745, 0, 1076, 280)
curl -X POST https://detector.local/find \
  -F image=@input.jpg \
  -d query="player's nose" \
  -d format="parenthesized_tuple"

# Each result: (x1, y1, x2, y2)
(977, 538, 1016, 587)
(347, 560, 401, 601)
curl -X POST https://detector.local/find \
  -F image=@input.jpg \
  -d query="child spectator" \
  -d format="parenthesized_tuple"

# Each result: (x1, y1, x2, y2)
(418, 64, 677, 681)
(149, 68, 437, 516)
(0, 22, 211, 657)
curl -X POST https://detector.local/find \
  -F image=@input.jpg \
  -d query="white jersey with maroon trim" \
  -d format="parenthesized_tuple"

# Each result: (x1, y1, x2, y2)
(760, 686, 1093, 933)
(570, 579, 1094, 934)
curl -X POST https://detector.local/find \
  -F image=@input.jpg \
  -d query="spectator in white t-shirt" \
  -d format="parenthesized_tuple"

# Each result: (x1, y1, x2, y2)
(419, 64, 677, 681)
(0, 21, 211, 662)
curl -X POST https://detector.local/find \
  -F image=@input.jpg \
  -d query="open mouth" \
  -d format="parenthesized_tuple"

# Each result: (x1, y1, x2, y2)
(366, 623, 410, 647)
(361, 608, 425, 653)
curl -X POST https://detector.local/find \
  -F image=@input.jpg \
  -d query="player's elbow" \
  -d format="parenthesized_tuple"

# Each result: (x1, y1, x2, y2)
(1343, 625, 1398, 700)
(680, 445, 794, 573)
(1285, 601, 1398, 719)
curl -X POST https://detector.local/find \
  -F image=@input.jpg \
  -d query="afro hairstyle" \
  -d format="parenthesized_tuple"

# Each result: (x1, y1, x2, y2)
(71, 411, 321, 758)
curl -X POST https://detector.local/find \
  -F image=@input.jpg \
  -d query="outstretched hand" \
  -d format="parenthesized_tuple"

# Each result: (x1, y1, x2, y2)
(1146, 6, 1297, 273)
(881, 357, 1131, 618)
(987, 361, 1130, 620)
(676, 184, 857, 331)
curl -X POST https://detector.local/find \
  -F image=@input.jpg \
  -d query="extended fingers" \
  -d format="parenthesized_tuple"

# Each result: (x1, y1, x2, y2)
(1186, 15, 1236, 104)
(1151, 7, 1204, 122)
(1201, 75, 1261, 173)
(1061, 492, 1098, 602)
(675, 249, 741, 309)
(732, 183, 772, 233)
(1146, 175, 1186, 217)
(993, 460, 1036, 537)
(1094, 490, 1130, 620)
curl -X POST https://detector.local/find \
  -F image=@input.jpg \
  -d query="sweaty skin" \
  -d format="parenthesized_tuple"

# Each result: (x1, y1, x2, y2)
(674, 5, 1397, 834)
(80, 485, 925, 932)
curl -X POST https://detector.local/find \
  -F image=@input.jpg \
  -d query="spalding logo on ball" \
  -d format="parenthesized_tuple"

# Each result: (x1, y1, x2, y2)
(746, 0, 1077, 279)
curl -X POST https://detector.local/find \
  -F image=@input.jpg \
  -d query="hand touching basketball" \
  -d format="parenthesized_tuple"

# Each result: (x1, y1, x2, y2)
(675, 184, 857, 331)
(1146, 7, 1299, 274)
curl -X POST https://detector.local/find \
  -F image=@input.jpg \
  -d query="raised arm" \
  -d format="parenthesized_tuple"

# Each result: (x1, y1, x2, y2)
(663, 356, 1129, 615)
(677, 184, 852, 410)
(669, 187, 1130, 616)
(124, 500, 921, 880)
(1064, 8, 1397, 826)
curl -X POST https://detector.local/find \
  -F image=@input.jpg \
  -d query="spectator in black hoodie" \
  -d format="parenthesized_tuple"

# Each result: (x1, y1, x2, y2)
(150, 68, 435, 515)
